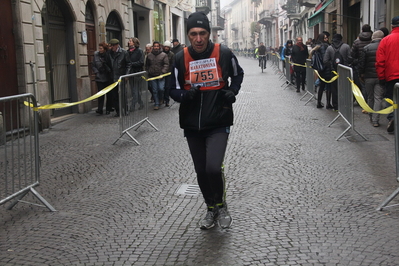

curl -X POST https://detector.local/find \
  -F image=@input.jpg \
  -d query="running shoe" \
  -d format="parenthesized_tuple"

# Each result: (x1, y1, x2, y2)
(199, 208, 217, 230)
(217, 205, 233, 229)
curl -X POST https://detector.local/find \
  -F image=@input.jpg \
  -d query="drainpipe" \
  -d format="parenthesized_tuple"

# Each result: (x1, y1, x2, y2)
(128, 0, 135, 37)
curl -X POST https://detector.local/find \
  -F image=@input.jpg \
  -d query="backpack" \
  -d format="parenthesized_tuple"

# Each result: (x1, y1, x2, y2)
(332, 45, 344, 70)
(311, 50, 324, 72)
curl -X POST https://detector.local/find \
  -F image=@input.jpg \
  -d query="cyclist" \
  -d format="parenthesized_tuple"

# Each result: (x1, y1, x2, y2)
(257, 42, 267, 69)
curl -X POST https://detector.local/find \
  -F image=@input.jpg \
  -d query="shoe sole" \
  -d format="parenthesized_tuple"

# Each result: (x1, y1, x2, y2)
(199, 222, 215, 230)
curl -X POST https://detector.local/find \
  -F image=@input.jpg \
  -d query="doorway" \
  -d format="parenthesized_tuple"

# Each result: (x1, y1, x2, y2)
(42, 0, 77, 117)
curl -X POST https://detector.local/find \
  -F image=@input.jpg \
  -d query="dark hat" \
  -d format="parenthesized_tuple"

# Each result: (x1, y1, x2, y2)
(172, 38, 179, 43)
(109, 39, 119, 45)
(392, 16, 399, 27)
(186, 12, 210, 33)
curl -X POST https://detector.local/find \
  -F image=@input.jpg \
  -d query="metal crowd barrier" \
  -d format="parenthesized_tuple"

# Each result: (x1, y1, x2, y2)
(327, 64, 367, 141)
(300, 59, 316, 105)
(377, 82, 399, 210)
(113, 71, 158, 145)
(0, 93, 55, 211)
(282, 57, 293, 89)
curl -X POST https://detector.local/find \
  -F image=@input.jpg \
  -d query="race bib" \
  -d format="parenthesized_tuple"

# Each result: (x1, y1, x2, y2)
(189, 58, 220, 87)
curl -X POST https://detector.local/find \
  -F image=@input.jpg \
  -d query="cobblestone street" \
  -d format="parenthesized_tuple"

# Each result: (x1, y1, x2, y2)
(1, 56, 399, 265)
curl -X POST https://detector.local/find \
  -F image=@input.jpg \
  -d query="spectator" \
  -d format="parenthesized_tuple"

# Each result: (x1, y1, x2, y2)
(376, 16, 399, 133)
(105, 38, 131, 117)
(379, 27, 390, 37)
(171, 38, 184, 54)
(309, 33, 331, 108)
(162, 41, 175, 107)
(323, 31, 331, 44)
(127, 37, 145, 111)
(351, 24, 373, 106)
(145, 41, 169, 110)
(324, 34, 351, 111)
(144, 43, 154, 103)
(92, 41, 112, 115)
(291, 37, 309, 92)
(358, 30, 385, 127)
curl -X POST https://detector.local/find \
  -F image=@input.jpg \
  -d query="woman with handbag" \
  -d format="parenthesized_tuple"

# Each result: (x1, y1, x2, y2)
(310, 33, 332, 109)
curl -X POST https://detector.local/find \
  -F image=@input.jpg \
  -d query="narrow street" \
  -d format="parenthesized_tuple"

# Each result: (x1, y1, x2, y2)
(1, 56, 399, 265)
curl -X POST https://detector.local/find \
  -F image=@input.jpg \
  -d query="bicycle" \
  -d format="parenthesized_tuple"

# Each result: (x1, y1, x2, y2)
(259, 55, 267, 73)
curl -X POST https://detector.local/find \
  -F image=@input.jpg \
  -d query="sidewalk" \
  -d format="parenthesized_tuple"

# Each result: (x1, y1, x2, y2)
(1, 56, 399, 265)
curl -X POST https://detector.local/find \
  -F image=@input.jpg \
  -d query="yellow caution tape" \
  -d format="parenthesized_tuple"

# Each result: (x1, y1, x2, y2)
(313, 70, 339, 83)
(289, 60, 307, 68)
(348, 77, 395, 114)
(142, 72, 171, 81)
(25, 80, 120, 111)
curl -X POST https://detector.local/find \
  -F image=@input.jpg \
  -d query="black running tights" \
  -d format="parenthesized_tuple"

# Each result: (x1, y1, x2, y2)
(186, 132, 228, 207)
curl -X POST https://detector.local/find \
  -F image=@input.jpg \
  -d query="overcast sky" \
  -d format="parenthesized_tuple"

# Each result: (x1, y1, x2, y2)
(220, 0, 231, 8)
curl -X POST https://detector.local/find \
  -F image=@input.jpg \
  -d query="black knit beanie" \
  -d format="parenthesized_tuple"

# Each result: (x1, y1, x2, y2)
(186, 12, 210, 33)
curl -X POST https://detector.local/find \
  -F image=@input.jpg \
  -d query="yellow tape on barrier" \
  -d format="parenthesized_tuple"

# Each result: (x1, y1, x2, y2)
(314, 70, 339, 83)
(25, 80, 120, 111)
(289, 60, 307, 68)
(348, 77, 395, 114)
(142, 72, 171, 81)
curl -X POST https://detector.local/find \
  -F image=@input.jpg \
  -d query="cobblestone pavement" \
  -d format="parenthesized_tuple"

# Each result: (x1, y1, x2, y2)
(1, 56, 399, 266)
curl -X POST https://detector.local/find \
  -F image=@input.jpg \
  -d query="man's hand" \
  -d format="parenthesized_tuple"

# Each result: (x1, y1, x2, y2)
(184, 85, 201, 101)
(222, 89, 236, 103)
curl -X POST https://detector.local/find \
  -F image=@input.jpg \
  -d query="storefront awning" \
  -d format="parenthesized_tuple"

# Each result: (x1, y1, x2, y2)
(308, 0, 334, 27)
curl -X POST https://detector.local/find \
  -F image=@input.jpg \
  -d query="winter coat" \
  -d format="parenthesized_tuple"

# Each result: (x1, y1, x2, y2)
(258, 45, 267, 55)
(350, 31, 372, 67)
(127, 47, 144, 74)
(164, 50, 175, 72)
(324, 40, 351, 75)
(280, 42, 293, 61)
(358, 39, 381, 79)
(92, 51, 111, 83)
(169, 42, 244, 131)
(145, 50, 169, 77)
(291, 43, 309, 72)
(171, 44, 184, 55)
(309, 42, 331, 78)
(105, 47, 131, 82)
(376, 27, 399, 82)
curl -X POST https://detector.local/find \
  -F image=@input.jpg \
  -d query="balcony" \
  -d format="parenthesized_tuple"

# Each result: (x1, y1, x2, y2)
(231, 23, 239, 31)
(212, 15, 225, 30)
(196, 0, 211, 15)
(281, 0, 298, 14)
(258, 9, 275, 26)
(298, 0, 319, 8)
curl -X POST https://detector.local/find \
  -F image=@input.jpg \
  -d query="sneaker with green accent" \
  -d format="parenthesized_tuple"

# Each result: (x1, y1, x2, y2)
(199, 208, 217, 230)
(217, 205, 233, 229)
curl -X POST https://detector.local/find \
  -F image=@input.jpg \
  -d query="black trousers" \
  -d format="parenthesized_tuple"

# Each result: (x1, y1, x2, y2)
(186, 132, 228, 207)
(96, 81, 113, 112)
(295, 69, 306, 90)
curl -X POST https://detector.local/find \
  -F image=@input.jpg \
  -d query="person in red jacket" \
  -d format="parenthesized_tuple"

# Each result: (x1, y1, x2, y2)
(376, 16, 399, 133)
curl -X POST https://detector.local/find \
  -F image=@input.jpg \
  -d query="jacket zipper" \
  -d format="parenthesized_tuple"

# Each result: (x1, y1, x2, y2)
(198, 92, 203, 130)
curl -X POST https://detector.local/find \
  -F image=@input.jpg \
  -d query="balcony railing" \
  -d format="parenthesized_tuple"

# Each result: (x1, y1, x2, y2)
(196, 0, 211, 14)
(298, 0, 319, 8)
(281, 0, 299, 14)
